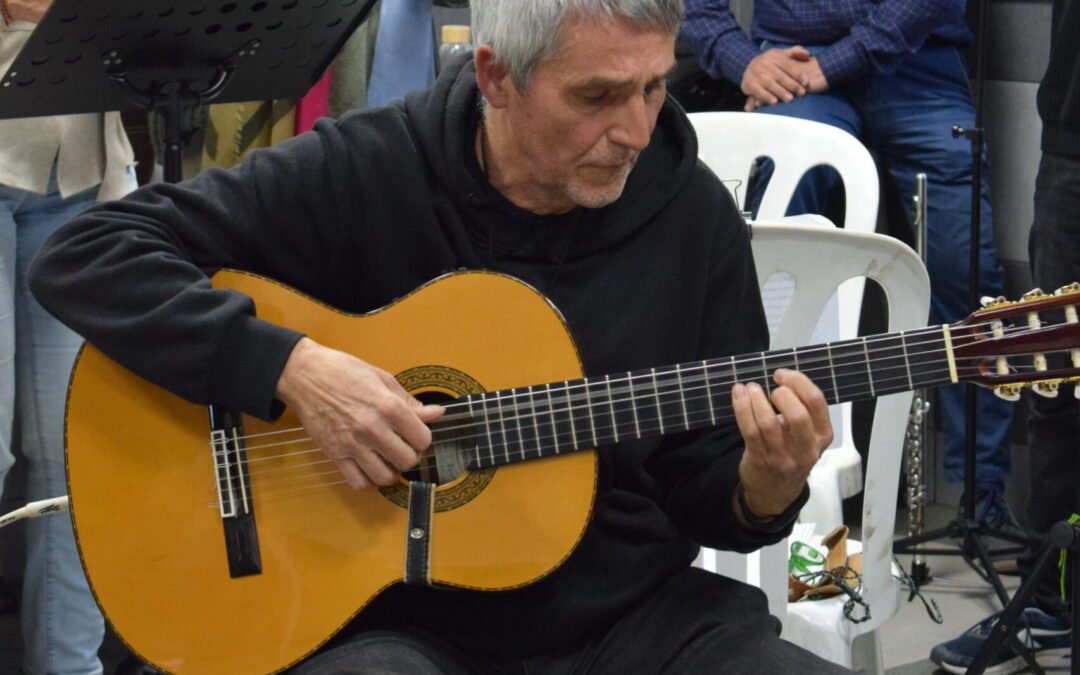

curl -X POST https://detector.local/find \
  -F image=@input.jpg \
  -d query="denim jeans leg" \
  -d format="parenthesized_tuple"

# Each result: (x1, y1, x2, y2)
(859, 45, 1012, 484)
(0, 191, 17, 491)
(14, 173, 104, 675)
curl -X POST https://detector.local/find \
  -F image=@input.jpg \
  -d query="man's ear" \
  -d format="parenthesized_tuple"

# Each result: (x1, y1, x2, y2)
(475, 45, 513, 109)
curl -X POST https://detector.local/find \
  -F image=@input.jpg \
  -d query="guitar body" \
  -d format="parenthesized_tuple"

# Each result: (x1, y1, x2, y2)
(65, 271, 597, 674)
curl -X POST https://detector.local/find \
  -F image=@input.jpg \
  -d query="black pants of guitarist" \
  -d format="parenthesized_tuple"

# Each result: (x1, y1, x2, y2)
(291, 567, 856, 674)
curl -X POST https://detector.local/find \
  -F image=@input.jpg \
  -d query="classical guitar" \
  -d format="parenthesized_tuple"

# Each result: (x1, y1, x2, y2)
(65, 270, 1080, 674)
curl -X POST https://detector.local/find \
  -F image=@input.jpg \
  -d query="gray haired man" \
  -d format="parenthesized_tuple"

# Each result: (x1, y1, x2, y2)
(31, 1, 850, 672)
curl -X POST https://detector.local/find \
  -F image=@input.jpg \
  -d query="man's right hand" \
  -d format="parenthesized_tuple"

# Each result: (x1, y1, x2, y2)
(740, 47, 813, 111)
(274, 337, 445, 490)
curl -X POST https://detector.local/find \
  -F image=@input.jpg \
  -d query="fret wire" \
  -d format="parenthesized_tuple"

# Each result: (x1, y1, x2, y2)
(675, 364, 689, 429)
(862, 337, 875, 398)
(825, 342, 840, 404)
(545, 384, 560, 454)
(499, 391, 512, 462)
(584, 379, 598, 447)
(651, 368, 664, 435)
(526, 386, 541, 459)
(565, 380, 579, 449)
(629, 370, 642, 438)
(702, 360, 716, 426)
(900, 330, 914, 390)
(760, 352, 771, 396)
(606, 375, 619, 443)
(513, 388, 527, 460)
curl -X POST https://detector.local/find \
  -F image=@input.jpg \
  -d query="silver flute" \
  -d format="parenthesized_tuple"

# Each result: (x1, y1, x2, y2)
(905, 173, 930, 580)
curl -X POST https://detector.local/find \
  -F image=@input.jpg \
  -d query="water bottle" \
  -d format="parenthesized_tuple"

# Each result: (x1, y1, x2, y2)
(439, 25, 473, 72)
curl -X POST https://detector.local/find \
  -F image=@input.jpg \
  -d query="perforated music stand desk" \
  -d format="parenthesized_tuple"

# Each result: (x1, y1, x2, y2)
(0, 0, 378, 182)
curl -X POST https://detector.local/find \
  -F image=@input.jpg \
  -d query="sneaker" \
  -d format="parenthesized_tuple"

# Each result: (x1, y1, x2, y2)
(929, 606, 1071, 675)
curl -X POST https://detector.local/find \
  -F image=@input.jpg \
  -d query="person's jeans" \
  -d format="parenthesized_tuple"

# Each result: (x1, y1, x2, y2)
(1019, 151, 1080, 625)
(750, 43, 1013, 484)
(0, 169, 104, 675)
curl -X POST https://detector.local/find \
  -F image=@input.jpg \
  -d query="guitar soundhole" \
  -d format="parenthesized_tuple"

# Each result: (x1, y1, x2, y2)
(378, 365, 495, 512)
(402, 391, 460, 485)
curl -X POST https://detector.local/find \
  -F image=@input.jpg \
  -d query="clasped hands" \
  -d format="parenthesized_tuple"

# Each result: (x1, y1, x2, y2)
(741, 46, 830, 112)
(5, 0, 51, 23)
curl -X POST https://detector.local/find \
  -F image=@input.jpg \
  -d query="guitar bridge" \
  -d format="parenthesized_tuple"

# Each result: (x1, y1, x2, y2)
(209, 405, 262, 578)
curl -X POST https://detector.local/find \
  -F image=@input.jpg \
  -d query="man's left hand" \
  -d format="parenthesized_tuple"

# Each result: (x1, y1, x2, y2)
(732, 369, 833, 519)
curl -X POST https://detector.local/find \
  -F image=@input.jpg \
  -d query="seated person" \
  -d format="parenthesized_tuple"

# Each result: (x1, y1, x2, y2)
(29, 0, 848, 672)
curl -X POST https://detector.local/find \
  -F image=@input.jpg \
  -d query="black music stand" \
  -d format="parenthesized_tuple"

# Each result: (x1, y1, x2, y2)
(0, 0, 379, 184)
(969, 520, 1079, 675)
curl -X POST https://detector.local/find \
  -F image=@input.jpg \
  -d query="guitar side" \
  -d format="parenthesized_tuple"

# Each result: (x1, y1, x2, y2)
(65, 271, 597, 674)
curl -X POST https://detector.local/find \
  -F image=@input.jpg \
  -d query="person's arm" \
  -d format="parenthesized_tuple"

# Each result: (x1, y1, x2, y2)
(683, 0, 810, 109)
(646, 192, 830, 551)
(815, 0, 964, 89)
(31, 112, 444, 489)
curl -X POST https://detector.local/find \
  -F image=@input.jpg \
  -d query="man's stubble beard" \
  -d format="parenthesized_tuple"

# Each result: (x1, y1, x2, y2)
(563, 161, 635, 209)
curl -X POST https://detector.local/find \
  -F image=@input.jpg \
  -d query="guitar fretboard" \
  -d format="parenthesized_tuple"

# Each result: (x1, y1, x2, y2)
(431, 327, 955, 469)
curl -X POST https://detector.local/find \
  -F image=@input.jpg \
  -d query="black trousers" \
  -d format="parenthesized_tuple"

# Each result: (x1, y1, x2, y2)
(290, 567, 855, 674)
(1019, 151, 1080, 626)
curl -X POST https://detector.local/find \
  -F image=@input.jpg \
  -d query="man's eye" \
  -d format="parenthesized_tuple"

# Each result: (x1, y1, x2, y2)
(583, 92, 608, 104)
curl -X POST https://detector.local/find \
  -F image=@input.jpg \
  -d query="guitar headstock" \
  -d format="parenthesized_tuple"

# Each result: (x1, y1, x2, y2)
(951, 283, 1080, 401)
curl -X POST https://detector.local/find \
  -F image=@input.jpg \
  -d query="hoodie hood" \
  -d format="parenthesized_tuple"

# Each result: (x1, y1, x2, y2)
(400, 58, 701, 262)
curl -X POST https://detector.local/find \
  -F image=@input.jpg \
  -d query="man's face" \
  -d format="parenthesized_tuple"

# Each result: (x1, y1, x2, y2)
(502, 16, 676, 210)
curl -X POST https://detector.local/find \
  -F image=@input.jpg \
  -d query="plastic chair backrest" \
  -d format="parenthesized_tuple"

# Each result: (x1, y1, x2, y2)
(750, 224, 930, 663)
(689, 111, 881, 509)
(688, 111, 879, 227)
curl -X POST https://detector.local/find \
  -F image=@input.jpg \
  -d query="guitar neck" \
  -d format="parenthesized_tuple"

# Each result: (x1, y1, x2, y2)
(433, 325, 956, 470)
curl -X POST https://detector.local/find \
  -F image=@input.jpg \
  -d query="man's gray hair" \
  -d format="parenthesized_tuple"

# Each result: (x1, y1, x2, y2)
(471, 0, 684, 90)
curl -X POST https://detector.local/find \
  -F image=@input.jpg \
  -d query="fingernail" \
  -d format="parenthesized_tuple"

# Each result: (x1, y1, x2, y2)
(748, 382, 762, 393)
(733, 383, 746, 400)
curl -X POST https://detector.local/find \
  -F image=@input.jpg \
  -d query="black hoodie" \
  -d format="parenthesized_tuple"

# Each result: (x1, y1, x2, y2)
(31, 60, 794, 657)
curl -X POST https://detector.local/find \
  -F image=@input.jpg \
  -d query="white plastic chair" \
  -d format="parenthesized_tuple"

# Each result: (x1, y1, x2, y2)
(748, 223, 930, 673)
(687, 112, 931, 672)
(688, 111, 880, 534)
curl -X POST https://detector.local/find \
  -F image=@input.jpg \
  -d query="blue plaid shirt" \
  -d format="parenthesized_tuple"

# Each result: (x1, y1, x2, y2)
(683, 0, 973, 89)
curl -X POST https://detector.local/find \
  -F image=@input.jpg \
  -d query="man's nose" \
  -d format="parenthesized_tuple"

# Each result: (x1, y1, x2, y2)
(609, 96, 652, 152)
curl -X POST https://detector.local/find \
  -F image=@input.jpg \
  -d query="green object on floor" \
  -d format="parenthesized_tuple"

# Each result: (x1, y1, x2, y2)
(1061, 513, 1080, 602)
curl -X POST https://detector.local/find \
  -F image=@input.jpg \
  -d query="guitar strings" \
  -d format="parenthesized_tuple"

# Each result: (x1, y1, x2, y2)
(207, 320, 1070, 499)
(219, 319, 1042, 456)
(216, 331, 1047, 481)
(215, 361, 1002, 506)
(218, 329, 956, 459)
(225, 361, 982, 497)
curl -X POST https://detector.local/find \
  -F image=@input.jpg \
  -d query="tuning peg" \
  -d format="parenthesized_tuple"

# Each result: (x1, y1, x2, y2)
(993, 384, 1022, 402)
(1055, 282, 1080, 296)
(981, 295, 1009, 308)
(1033, 381, 1060, 398)
(1022, 288, 1048, 302)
